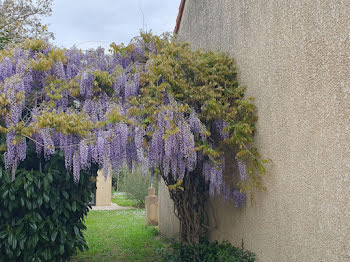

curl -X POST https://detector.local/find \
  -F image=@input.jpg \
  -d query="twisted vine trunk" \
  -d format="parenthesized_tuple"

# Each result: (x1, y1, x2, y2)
(161, 167, 209, 244)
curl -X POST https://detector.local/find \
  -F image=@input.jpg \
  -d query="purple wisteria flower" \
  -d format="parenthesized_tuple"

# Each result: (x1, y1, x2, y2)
(0, 37, 249, 207)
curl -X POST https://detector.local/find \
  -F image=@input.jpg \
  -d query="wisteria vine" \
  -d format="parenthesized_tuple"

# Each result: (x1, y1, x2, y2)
(0, 34, 268, 211)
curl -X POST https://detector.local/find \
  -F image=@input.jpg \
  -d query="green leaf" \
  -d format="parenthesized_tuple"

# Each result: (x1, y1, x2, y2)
(62, 191, 69, 200)
(7, 233, 13, 246)
(0, 231, 8, 239)
(38, 221, 45, 230)
(47, 172, 53, 183)
(19, 239, 25, 250)
(11, 236, 17, 249)
(29, 222, 37, 231)
(37, 196, 43, 207)
(59, 244, 64, 255)
(26, 172, 33, 181)
(43, 193, 49, 203)
(73, 226, 79, 236)
(32, 234, 39, 247)
(51, 231, 58, 242)
(15, 223, 24, 235)
(40, 231, 49, 242)
(43, 177, 49, 191)
(2, 189, 8, 199)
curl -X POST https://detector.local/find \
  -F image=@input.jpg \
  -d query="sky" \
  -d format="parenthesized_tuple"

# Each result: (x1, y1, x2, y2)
(45, 0, 181, 50)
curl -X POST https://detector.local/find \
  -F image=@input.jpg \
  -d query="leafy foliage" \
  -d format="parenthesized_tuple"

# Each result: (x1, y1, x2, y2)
(163, 240, 256, 262)
(128, 34, 270, 243)
(135, 37, 269, 198)
(118, 167, 157, 207)
(0, 153, 97, 262)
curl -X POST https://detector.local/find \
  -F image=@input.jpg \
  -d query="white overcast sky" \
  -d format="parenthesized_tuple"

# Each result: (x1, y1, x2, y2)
(45, 0, 181, 50)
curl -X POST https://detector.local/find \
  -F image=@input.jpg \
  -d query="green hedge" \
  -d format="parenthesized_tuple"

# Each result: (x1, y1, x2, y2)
(0, 153, 97, 262)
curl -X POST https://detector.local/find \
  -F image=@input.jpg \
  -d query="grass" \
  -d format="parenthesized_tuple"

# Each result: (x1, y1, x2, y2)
(112, 192, 140, 207)
(72, 209, 168, 262)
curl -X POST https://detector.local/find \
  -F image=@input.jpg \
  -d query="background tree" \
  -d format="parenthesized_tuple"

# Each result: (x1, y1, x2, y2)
(0, 0, 54, 49)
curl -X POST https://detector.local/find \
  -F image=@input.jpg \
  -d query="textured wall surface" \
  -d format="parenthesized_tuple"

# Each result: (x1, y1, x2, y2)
(159, 0, 350, 261)
(95, 169, 112, 206)
(158, 179, 179, 238)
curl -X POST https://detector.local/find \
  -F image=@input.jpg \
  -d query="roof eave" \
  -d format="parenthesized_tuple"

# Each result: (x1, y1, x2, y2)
(174, 0, 186, 34)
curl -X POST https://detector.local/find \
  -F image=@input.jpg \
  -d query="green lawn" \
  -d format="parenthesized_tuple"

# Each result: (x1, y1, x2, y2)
(72, 209, 168, 262)
(112, 192, 140, 207)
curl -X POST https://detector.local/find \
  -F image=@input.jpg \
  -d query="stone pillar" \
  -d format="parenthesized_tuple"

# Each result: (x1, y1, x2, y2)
(145, 187, 158, 226)
(95, 169, 112, 206)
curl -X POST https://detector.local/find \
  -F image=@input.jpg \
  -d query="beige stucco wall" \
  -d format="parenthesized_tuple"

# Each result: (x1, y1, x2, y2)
(159, 1, 350, 261)
(158, 179, 179, 238)
(95, 169, 112, 206)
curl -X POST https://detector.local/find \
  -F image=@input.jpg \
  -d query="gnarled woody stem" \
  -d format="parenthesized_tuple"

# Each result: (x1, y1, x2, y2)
(161, 166, 209, 244)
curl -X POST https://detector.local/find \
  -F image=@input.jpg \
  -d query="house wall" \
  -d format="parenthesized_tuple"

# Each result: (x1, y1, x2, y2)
(158, 179, 179, 238)
(159, 1, 350, 261)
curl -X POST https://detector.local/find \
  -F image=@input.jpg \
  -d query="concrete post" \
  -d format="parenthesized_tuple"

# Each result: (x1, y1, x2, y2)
(145, 187, 158, 226)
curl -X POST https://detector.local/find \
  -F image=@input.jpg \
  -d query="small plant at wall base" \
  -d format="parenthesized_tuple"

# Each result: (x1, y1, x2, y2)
(162, 240, 256, 262)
